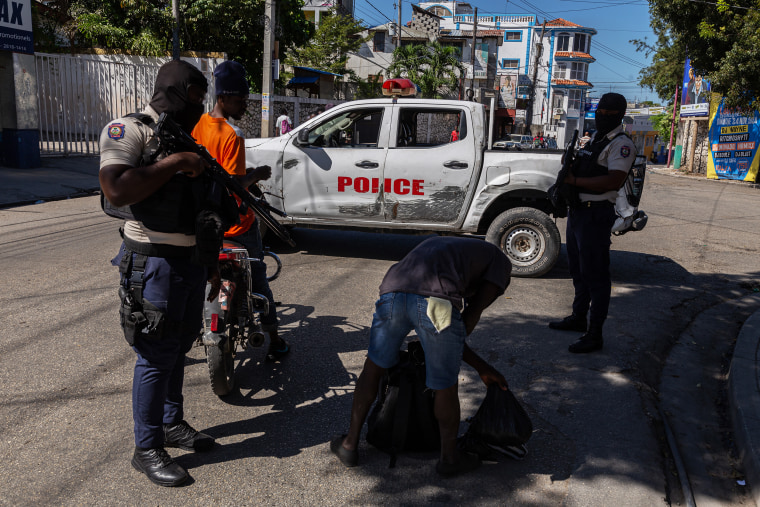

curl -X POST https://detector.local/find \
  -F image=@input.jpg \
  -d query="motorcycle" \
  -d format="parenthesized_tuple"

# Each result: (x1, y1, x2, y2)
(199, 239, 282, 397)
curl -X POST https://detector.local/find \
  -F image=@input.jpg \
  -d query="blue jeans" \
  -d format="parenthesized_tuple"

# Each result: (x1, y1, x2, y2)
(367, 292, 466, 390)
(229, 220, 278, 331)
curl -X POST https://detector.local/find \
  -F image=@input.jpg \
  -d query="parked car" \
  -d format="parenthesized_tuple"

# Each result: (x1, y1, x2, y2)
(492, 135, 520, 150)
(513, 135, 534, 150)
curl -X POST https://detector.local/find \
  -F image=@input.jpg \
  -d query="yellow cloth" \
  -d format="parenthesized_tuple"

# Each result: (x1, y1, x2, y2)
(426, 297, 452, 332)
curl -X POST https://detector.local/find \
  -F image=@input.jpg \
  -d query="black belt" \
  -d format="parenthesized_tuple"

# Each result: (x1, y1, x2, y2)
(574, 200, 614, 208)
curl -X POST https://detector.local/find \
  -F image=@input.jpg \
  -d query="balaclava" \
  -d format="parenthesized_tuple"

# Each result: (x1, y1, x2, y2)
(594, 92, 627, 139)
(149, 60, 208, 133)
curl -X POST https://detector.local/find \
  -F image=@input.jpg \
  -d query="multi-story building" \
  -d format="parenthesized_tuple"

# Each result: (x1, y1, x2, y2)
(302, 0, 354, 26)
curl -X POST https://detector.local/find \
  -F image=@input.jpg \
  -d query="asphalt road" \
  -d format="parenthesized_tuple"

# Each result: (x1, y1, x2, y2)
(0, 172, 758, 506)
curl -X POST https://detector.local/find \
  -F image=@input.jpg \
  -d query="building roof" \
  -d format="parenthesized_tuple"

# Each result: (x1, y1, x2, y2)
(293, 66, 343, 77)
(554, 51, 595, 61)
(547, 18, 582, 28)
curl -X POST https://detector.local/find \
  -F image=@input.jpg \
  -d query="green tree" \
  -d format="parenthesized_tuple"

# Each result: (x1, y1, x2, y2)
(32, 0, 312, 91)
(387, 41, 464, 98)
(284, 8, 368, 79)
(643, 0, 760, 111)
(630, 18, 686, 105)
(650, 104, 679, 145)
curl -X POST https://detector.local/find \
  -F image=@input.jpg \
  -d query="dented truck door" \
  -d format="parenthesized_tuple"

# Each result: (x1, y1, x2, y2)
(280, 104, 391, 221)
(382, 105, 479, 225)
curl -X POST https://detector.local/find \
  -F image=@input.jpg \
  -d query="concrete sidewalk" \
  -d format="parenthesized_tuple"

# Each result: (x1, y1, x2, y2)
(1, 157, 760, 504)
(0, 156, 100, 208)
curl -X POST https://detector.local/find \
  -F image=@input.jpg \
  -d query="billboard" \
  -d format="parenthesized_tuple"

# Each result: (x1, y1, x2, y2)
(706, 93, 760, 182)
(498, 73, 517, 109)
(680, 57, 710, 118)
(0, 0, 33, 54)
(584, 98, 599, 119)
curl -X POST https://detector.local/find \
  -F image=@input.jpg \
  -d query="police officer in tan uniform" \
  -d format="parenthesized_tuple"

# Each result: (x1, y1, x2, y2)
(548, 93, 636, 353)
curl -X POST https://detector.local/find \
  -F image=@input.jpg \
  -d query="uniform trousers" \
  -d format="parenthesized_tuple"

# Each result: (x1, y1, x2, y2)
(120, 250, 206, 449)
(566, 203, 616, 328)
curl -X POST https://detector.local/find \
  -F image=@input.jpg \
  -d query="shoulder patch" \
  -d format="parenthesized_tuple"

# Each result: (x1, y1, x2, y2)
(620, 145, 631, 158)
(108, 123, 126, 140)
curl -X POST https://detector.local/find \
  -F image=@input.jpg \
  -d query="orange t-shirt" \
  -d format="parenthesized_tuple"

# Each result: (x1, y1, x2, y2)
(191, 113, 254, 237)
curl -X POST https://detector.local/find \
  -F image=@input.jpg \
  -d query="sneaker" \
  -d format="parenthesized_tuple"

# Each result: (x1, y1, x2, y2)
(131, 447, 188, 487)
(548, 314, 587, 332)
(164, 420, 215, 452)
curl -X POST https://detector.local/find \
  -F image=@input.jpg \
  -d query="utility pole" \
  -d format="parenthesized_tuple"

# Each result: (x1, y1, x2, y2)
(397, 1, 402, 47)
(526, 21, 546, 134)
(261, 0, 275, 137)
(468, 8, 478, 99)
(172, 0, 180, 60)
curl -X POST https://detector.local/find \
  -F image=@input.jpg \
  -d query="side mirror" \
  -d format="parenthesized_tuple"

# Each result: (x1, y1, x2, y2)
(296, 128, 310, 146)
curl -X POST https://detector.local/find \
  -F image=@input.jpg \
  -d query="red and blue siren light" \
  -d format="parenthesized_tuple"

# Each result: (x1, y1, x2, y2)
(382, 78, 418, 97)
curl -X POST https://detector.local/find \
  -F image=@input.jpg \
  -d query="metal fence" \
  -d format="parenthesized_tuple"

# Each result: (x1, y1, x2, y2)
(34, 53, 216, 157)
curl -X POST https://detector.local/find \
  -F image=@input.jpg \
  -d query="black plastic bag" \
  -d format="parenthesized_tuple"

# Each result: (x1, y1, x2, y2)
(466, 383, 532, 452)
(366, 341, 440, 467)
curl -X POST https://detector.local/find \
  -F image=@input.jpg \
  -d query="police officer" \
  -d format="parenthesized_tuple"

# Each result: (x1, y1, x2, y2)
(548, 93, 635, 353)
(99, 60, 219, 487)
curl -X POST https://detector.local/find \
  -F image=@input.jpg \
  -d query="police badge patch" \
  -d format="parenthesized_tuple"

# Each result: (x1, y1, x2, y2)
(620, 146, 631, 157)
(108, 123, 125, 140)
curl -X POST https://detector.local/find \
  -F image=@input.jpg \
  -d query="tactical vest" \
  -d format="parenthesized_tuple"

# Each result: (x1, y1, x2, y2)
(101, 113, 209, 235)
(572, 132, 631, 195)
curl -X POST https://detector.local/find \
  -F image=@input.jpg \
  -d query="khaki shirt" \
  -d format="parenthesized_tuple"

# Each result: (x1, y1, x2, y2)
(99, 106, 195, 247)
(579, 125, 636, 203)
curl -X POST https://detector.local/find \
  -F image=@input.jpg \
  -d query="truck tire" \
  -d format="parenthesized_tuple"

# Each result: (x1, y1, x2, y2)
(486, 207, 561, 278)
(207, 342, 235, 397)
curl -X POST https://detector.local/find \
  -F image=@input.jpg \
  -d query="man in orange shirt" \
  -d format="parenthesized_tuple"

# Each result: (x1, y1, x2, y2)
(192, 61, 289, 361)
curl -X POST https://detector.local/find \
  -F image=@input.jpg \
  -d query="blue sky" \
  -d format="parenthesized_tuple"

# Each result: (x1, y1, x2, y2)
(353, 0, 661, 104)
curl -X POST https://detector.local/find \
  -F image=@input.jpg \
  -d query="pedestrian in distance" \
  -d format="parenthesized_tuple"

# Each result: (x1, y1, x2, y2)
(191, 60, 290, 362)
(330, 236, 510, 478)
(548, 92, 636, 353)
(578, 131, 591, 149)
(99, 60, 218, 487)
(275, 107, 292, 136)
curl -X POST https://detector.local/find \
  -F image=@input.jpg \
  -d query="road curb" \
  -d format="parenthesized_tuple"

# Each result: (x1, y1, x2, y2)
(729, 307, 760, 506)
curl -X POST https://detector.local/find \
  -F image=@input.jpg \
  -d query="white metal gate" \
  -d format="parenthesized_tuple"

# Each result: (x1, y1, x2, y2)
(35, 53, 216, 156)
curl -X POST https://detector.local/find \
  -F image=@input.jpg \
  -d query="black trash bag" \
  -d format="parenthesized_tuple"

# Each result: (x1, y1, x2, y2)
(366, 340, 440, 467)
(461, 383, 532, 460)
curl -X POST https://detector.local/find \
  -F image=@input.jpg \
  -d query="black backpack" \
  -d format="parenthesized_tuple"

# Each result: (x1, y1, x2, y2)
(366, 340, 440, 467)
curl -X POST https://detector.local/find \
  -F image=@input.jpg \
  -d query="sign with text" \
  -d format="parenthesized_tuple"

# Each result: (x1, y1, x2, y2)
(707, 93, 759, 182)
(0, 0, 33, 54)
(680, 57, 711, 118)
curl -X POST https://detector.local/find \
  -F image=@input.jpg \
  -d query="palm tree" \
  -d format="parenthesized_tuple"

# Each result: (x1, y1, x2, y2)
(387, 41, 464, 98)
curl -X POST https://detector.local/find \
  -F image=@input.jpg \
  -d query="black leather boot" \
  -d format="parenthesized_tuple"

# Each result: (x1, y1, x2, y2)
(549, 313, 588, 332)
(131, 447, 188, 487)
(568, 324, 603, 353)
(164, 420, 215, 452)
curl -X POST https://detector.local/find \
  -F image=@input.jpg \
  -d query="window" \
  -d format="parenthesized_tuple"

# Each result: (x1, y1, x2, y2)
(427, 5, 452, 16)
(504, 31, 522, 41)
(573, 33, 588, 53)
(441, 41, 464, 60)
(570, 62, 588, 81)
(309, 108, 384, 148)
(568, 90, 582, 112)
(373, 32, 385, 53)
(552, 91, 565, 110)
(501, 59, 519, 70)
(556, 32, 570, 52)
(397, 108, 466, 147)
(553, 62, 567, 80)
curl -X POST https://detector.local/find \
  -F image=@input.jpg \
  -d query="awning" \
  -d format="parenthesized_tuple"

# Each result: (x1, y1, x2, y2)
(288, 76, 319, 85)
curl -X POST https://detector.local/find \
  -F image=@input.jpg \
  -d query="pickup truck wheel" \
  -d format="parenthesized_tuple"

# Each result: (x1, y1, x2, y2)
(486, 207, 561, 278)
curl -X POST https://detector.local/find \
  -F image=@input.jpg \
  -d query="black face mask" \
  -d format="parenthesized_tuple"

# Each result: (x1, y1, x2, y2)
(149, 61, 208, 133)
(594, 111, 624, 139)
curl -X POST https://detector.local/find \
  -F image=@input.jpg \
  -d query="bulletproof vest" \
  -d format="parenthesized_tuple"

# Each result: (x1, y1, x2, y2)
(101, 113, 209, 235)
(572, 132, 630, 195)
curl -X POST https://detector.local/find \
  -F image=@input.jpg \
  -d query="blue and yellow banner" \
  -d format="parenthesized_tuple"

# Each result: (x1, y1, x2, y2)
(707, 93, 760, 182)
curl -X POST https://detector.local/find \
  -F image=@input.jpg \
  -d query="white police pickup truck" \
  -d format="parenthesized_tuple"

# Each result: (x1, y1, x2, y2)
(245, 85, 566, 277)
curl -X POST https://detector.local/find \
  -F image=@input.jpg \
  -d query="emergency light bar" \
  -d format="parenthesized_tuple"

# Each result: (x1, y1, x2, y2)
(382, 78, 417, 97)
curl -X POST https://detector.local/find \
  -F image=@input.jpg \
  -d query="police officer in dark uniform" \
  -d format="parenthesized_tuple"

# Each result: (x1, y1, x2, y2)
(548, 93, 635, 353)
(99, 61, 222, 487)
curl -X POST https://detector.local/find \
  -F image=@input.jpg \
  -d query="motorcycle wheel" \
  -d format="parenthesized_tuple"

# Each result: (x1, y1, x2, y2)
(207, 342, 235, 397)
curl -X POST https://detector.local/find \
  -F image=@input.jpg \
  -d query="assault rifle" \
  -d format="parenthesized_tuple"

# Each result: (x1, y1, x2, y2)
(153, 113, 296, 247)
(547, 129, 580, 218)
